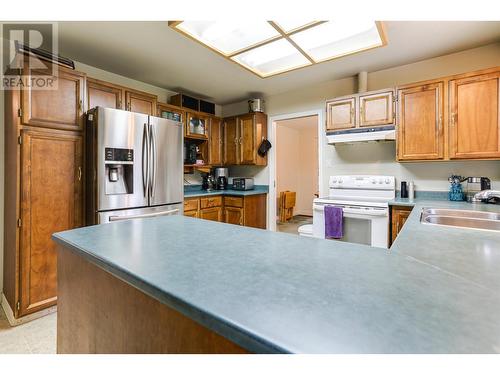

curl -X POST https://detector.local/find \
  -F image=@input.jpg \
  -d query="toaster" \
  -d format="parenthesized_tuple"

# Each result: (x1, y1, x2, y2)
(232, 178, 254, 191)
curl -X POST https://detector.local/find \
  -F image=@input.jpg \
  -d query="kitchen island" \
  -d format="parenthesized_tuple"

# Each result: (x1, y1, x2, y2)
(52, 200, 500, 353)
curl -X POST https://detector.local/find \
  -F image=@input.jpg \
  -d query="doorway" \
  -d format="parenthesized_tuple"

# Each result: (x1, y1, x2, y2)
(274, 115, 319, 235)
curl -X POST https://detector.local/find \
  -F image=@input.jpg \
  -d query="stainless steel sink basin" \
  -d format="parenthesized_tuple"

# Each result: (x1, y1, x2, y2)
(422, 208, 500, 221)
(421, 207, 500, 232)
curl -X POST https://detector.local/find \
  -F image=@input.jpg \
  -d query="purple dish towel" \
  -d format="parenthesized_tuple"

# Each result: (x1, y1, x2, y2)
(324, 205, 343, 239)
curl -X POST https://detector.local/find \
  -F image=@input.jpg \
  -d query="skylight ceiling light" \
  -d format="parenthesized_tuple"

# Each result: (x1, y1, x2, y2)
(169, 21, 387, 78)
(290, 21, 383, 62)
(231, 39, 311, 77)
(273, 20, 322, 33)
(175, 21, 280, 55)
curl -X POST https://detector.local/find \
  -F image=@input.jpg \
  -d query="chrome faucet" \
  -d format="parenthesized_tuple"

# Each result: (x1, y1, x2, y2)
(474, 190, 500, 202)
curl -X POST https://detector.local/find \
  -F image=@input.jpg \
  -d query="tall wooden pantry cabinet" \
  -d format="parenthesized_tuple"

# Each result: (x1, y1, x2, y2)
(3, 63, 85, 319)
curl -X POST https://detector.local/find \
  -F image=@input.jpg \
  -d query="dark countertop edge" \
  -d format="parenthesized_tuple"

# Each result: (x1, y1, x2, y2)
(52, 233, 289, 354)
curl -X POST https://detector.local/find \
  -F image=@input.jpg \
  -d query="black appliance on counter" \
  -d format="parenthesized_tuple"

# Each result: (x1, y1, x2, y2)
(184, 142, 197, 165)
(214, 167, 228, 190)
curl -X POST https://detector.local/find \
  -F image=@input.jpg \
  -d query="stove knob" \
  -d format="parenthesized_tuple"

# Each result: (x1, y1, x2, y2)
(338, 178, 343, 184)
(371, 180, 376, 184)
(385, 178, 390, 184)
(378, 179, 383, 184)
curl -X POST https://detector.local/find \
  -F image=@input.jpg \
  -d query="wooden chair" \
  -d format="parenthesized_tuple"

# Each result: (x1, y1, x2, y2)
(278, 191, 296, 223)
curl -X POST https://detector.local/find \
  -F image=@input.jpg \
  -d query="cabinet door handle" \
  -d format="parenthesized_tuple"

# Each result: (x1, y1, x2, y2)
(451, 112, 456, 126)
(78, 100, 83, 112)
(78, 166, 82, 181)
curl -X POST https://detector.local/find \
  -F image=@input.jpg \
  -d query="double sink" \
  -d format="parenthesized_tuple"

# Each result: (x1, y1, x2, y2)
(421, 208, 500, 231)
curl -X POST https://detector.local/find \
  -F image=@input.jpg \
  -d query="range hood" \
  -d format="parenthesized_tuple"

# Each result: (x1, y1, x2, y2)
(327, 125, 396, 145)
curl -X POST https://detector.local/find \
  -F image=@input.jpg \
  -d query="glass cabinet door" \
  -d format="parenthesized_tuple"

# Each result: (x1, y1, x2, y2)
(186, 112, 208, 138)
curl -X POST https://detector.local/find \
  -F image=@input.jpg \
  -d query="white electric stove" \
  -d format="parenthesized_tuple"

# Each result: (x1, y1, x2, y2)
(312, 175, 396, 248)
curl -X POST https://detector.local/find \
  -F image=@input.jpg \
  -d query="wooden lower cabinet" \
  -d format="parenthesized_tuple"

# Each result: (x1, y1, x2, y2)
(183, 194, 266, 229)
(390, 206, 413, 246)
(184, 210, 199, 218)
(200, 207, 223, 222)
(19, 130, 83, 316)
(224, 207, 244, 226)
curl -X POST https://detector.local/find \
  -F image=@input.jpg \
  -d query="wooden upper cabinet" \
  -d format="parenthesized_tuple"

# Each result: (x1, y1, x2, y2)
(359, 90, 394, 127)
(326, 97, 356, 131)
(397, 82, 444, 161)
(223, 117, 238, 165)
(254, 112, 267, 166)
(209, 116, 223, 165)
(21, 68, 85, 131)
(222, 112, 267, 166)
(239, 114, 256, 164)
(185, 111, 209, 139)
(87, 78, 123, 110)
(19, 130, 83, 316)
(125, 89, 157, 115)
(157, 102, 183, 122)
(449, 71, 500, 159)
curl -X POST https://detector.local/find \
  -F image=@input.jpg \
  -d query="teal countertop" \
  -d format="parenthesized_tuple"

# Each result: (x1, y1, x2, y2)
(184, 185, 268, 197)
(52, 199, 500, 354)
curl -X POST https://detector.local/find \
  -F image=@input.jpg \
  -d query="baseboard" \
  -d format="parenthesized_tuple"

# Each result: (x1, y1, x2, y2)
(1, 293, 57, 326)
(294, 211, 313, 217)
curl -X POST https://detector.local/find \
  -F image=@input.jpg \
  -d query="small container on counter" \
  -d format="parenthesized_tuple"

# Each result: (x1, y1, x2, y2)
(408, 181, 415, 200)
(400, 181, 408, 198)
(448, 175, 465, 201)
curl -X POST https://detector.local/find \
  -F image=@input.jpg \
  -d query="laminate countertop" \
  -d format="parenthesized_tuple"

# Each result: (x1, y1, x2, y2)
(52, 200, 500, 353)
(184, 185, 268, 198)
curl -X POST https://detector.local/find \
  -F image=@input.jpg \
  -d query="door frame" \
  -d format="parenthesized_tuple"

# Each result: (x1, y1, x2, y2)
(268, 109, 325, 232)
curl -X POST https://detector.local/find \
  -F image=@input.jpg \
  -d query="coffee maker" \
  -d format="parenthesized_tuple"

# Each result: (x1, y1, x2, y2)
(465, 177, 491, 202)
(214, 167, 228, 190)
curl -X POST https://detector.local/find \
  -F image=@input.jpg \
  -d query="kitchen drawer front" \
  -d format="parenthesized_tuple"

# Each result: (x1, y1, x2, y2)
(224, 196, 244, 208)
(184, 210, 199, 218)
(184, 198, 200, 212)
(200, 196, 222, 209)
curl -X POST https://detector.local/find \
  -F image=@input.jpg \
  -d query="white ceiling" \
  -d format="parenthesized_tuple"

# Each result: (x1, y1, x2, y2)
(57, 21, 500, 105)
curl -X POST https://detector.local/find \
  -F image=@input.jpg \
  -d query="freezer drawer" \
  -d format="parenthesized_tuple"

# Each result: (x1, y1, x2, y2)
(98, 203, 183, 224)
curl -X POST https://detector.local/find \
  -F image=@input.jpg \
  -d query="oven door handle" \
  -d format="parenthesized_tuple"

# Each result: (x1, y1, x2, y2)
(313, 204, 388, 217)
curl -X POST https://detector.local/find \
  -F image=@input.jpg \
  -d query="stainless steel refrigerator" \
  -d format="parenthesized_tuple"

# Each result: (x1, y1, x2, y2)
(86, 107, 183, 224)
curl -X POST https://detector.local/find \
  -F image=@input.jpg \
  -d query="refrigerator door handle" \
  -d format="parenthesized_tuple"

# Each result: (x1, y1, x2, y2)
(108, 208, 179, 222)
(142, 123, 149, 197)
(150, 124, 158, 198)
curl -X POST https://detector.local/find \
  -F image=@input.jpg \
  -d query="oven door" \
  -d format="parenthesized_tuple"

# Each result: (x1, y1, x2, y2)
(312, 202, 389, 248)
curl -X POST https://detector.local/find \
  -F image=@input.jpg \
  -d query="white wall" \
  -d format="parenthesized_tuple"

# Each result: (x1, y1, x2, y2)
(222, 42, 500, 194)
(276, 119, 318, 216)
